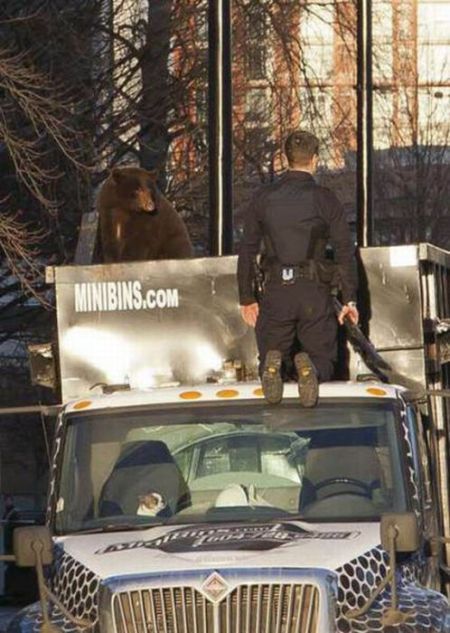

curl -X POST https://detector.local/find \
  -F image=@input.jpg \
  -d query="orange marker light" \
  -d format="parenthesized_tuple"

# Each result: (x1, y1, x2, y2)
(73, 400, 92, 410)
(366, 387, 387, 397)
(253, 388, 264, 397)
(216, 389, 239, 398)
(179, 391, 202, 400)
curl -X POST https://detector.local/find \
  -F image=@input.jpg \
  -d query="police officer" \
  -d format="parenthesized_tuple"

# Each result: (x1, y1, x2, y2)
(237, 130, 359, 406)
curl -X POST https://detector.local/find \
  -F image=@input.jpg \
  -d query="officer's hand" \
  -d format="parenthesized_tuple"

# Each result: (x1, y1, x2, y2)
(338, 303, 359, 326)
(240, 303, 259, 327)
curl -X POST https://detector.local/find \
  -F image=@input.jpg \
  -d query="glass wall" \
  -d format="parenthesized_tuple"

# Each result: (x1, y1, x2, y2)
(227, 0, 450, 247)
(232, 0, 358, 238)
(148, 0, 450, 250)
(372, 0, 450, 245)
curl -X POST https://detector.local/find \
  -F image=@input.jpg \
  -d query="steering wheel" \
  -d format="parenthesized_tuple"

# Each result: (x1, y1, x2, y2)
(314, 477, 372, 499)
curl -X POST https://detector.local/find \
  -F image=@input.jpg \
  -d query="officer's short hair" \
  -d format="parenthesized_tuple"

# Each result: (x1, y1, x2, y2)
(284, 131, 319, 166)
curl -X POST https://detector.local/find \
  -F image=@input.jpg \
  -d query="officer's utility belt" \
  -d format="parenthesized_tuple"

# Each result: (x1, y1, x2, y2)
(267, 260, 338, 287)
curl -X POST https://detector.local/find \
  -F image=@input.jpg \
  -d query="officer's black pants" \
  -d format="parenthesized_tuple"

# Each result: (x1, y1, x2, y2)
(255, 278, 337, 382)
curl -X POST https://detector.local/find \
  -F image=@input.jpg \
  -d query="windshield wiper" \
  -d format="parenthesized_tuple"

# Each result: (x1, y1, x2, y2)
(67, 521, 165, 535)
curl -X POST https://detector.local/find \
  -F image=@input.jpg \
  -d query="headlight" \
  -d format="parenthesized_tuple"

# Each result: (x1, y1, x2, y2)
(98, 585, 114, 633)
(326, 573, 339, 631)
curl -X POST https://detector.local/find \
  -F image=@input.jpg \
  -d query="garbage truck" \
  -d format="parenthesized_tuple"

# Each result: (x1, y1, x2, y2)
(4, 244, 450, 632)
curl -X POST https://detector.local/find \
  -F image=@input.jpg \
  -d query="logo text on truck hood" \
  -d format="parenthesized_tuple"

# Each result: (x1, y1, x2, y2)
(95, 522, 360, 555)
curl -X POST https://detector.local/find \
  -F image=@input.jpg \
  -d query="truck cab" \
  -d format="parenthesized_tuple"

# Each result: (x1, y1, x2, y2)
(10, 381, 450, 632)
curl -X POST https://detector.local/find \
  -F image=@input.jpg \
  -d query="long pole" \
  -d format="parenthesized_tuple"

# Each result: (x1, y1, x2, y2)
(208, 0, 233, 256)
(356, 0, 374, 247)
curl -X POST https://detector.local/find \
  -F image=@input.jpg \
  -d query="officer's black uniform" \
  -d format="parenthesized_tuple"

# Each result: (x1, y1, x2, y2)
(237, 170, 357, 381)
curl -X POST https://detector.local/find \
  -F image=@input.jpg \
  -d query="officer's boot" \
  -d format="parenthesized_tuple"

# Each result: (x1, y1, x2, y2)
(294, 352, 319, 408)
(261, 350, 283, 405)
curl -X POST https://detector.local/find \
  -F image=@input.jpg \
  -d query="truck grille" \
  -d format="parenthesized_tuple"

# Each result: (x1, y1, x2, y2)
(112, 583, 319, 633)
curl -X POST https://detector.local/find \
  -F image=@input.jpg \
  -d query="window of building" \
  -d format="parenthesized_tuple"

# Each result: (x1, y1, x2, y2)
(300, 3, 334, 45)
(196, 8, 208, 42)
(299, 4, 335, 82)
(195, 87, 208, 126)
(373, 90, 394, 149)
(245, 9, 268, 79)
(245, 87, 270, 124)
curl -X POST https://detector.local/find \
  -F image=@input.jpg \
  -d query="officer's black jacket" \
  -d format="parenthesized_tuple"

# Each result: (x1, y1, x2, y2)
(237, 170, 358, 305)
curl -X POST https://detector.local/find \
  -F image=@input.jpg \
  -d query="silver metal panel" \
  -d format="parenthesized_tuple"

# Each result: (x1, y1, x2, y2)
(350, 348, 426, 392)
(51, 257, 258, 402)
(358, 246, 423, 349)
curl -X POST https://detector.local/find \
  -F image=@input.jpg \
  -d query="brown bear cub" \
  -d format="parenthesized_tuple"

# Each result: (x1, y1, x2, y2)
(97, 166, 193, 262)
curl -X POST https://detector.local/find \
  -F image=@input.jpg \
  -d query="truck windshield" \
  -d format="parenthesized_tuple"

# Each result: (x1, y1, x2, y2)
(55, 400, 408, 533)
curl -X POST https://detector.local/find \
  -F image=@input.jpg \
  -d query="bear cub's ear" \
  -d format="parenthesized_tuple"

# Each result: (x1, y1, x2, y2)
(110, 167, 123, 182)
(145, 169, 158, 181)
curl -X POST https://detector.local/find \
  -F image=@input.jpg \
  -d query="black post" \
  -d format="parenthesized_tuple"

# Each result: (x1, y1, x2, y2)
(208, 0, 233, 256)
(356, 0, 373, 247)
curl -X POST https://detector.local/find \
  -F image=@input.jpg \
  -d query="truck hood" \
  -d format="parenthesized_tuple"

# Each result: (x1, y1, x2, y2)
(56, 520, 381, 580)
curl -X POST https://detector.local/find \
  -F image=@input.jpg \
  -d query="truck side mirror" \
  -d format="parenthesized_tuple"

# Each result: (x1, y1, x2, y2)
(380, 512, 420, 553)
(13, 526, 90, 633)
(13, 526, 53, 567)
(349, 511, 420, 624)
